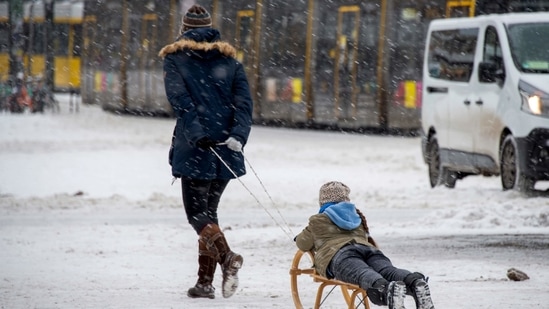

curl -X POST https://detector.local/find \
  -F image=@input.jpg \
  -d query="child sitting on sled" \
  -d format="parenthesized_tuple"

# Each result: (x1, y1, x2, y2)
(294, 181, 435, 309)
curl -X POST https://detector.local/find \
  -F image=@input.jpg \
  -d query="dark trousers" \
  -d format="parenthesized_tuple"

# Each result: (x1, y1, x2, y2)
(181, 178, 230, 233)
(328, 243, 412, 290)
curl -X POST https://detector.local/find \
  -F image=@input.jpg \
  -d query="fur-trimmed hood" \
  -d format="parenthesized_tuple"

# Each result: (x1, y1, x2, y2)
(158, 28, 236, 59)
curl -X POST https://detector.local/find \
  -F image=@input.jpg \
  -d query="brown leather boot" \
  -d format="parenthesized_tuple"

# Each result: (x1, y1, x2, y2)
(200, 224, 229, 261)
(187, 229, 218, 299)
(200, 223, 243, 298)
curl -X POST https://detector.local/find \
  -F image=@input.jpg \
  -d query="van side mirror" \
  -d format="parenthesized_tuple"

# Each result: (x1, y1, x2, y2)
(479, 62, 505, 84)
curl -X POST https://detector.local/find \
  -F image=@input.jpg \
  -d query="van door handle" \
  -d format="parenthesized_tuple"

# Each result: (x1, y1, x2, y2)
(464, 100, 471, 105)
(475, 100, 483, 105)
(427, 86, 448, 93)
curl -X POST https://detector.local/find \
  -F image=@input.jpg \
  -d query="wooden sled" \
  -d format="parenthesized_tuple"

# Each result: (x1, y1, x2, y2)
(290, 249, 370, 309)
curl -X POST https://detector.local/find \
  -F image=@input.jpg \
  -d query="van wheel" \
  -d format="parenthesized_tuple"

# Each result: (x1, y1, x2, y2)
(441, 170, 457, 188)
(427, 134, 441, 188)
(500, 135, 534, 192)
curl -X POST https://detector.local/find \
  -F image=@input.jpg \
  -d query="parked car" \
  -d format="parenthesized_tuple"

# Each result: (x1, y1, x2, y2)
(421, 12, 549, 192)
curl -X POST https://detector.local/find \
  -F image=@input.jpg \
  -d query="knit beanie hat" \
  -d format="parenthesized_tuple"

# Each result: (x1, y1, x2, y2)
(181, 4, 212, 32)
(319, 181, 351, 206)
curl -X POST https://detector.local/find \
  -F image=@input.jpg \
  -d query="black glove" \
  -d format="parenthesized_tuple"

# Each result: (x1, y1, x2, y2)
(196, 137, 217, 149)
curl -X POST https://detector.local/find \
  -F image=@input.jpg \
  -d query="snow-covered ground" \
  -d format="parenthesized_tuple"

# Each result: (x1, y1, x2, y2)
(1, 94, 548, 309)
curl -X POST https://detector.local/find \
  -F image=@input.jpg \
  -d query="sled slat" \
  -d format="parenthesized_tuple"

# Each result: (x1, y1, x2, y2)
(290, 250, 370, 309)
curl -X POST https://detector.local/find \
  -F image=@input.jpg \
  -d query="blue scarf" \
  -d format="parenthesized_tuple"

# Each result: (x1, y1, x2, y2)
(319, 201, 361, 230)
(319, 202, 337, 214)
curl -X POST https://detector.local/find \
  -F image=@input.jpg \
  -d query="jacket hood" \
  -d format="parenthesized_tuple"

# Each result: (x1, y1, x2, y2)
(158, 28, 236, 59)
(320, 201, 362, 230)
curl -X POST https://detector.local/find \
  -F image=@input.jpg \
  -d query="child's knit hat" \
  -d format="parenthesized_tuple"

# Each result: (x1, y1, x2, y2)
(319, 181, 350, 205)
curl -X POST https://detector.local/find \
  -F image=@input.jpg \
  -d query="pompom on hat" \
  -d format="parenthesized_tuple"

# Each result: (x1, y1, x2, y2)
(181, 4, 212, 32)
(319, 181, 351, 206)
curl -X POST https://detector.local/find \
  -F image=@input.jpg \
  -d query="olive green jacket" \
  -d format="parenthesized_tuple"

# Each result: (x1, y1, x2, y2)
(295, 213, 374, 278)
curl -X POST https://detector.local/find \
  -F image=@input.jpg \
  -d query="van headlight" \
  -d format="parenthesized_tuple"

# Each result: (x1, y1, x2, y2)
(519, 80, 549, 117)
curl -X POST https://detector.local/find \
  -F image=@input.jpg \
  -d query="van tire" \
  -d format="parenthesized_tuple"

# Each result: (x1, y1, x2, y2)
(500, 135, 534, 192)
(427, 134, 458, 189)
(427, 134, 441, 188)
(442, 169, 458, 188)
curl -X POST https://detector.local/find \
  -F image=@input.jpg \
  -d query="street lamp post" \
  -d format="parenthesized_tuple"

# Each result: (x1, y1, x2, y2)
(120, 0, 129, 109)
(27, 0, 37, 78)
(44, 0, 55, 90)
(8, 0, 24, 79)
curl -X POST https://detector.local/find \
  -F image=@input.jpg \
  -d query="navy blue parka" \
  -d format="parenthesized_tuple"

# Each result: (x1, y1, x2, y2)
(159, 28, 253, 179)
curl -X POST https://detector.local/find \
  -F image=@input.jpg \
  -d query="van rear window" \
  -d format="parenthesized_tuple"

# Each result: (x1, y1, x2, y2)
(427, 28, 479, 82)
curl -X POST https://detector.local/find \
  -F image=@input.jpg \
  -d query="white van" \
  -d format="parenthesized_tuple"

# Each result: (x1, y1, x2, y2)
(421, 12, 549, 192)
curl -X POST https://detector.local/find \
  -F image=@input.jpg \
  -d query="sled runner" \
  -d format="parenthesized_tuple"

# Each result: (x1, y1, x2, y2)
(290, 250, 370, 309)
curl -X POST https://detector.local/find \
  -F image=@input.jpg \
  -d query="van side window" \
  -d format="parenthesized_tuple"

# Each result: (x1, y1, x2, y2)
(427, 28, 479, 82)
(481, 26, 505, 82)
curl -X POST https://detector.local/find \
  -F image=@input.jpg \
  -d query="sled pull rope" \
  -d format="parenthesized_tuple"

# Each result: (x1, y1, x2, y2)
(209, 147, 294, 240)
(244, 155, 295, 236)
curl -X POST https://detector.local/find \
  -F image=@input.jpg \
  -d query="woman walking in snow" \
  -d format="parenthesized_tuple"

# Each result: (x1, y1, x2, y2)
(295, 181, 435, 309)
(159, 4, 253, 300)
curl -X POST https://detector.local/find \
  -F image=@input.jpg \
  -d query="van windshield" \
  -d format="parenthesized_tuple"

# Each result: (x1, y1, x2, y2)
(507, 22, 549, 73)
